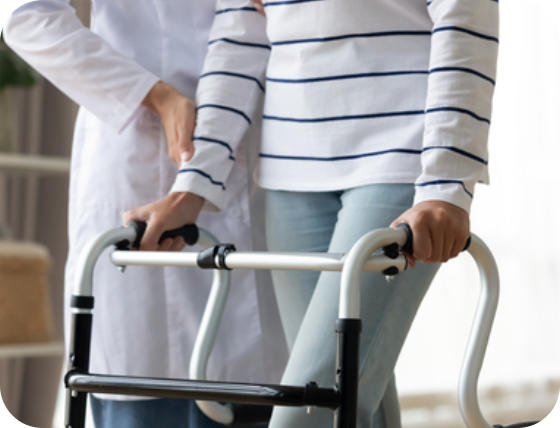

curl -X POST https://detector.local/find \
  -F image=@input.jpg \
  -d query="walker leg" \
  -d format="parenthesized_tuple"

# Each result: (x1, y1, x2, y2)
(333, 318, 361, 428)
(65, 297, 94, 428)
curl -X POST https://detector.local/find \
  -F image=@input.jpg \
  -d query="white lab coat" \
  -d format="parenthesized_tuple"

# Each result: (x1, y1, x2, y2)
(3, 0, 286, 397)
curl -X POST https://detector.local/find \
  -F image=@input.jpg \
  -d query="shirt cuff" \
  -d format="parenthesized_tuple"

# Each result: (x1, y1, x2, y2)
(413, 181, 474, 214)
(169, 168, 226, 212)
(114, 72, 160, 133)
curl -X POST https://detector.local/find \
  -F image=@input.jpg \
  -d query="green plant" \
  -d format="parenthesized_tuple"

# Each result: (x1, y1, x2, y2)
(0, 34, 36, 92)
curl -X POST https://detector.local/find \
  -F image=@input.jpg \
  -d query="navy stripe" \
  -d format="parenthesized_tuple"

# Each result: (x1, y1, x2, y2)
(200, 71, 265, 92)
(193, 136, 235, 160)
(267, 70, 428, 84)
(432, 26, 499, 43)
(264, 0, 323, 6)
(177, 169, 226, 190)
(416, 180, 473, 198)
(266, 67, 492, 86)
(198, 104, 252, 124)
(429, 67, 495, 85)
(271, 30, 431, 46)
(426, 107, 490, 124)
(260, 148, 421, 162)
(263, 110, 425, 123)
(208, 38, 271, 50)
(265, 107, 488, 124)
(422, 146, 488, 165)
(429, 0, 498, 6)
(215, 6, 258, 14)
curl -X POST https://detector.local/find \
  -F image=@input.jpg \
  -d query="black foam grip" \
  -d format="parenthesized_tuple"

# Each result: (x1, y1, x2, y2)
(463, 236, 472, 251)
(395, 223, 471, 254)
(129, 221, 199, 248)
(159, 223, 199, 246)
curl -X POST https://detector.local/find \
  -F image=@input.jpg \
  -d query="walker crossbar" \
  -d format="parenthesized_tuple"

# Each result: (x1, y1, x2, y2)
(65, 372, 340, 408)
(64, 222, 500, 428)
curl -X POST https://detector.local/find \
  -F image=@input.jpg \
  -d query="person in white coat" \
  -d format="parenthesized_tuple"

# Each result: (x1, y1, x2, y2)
(2, 1, 286, 427)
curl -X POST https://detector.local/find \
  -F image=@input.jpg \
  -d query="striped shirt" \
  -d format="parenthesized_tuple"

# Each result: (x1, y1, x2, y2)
(171, 0, 499, 213)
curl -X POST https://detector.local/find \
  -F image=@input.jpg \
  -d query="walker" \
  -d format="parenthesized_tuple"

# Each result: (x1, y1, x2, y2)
(63, 222, 539, 428)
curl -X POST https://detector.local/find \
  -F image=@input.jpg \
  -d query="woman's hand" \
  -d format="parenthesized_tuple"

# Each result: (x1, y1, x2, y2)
(123, 192, 205, 251)
(390, 200, 470, 267)
(143, 81, 196, 167)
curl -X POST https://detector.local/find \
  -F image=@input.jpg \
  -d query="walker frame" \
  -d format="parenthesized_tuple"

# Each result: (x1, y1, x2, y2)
(64, 222, 505, 428)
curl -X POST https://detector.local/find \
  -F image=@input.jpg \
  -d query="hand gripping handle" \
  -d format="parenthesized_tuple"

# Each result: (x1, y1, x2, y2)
(117, 221, 200, 250)
(395, 223, 471, 255)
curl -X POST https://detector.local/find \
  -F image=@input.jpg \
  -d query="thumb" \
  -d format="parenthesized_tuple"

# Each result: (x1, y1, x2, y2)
(171, 136, 194, 167)
(177, 112, 195, 164)
(122, 208, 148, 227)
(180, 150, 193, 165)
(389, 216, 403, 229)
(178, 130, 195, 163)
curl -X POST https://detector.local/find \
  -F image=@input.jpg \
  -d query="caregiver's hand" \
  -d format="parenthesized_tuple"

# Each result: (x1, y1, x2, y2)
(143, 80, 196, 167)
(390, 200, 470, 267)
(252, 0, 265, 15)
(123, 192, 204, 251)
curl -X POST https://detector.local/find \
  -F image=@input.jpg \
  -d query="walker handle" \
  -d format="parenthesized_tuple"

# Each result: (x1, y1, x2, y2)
(119, 221, 200, 249)
(395, 223, 471, 255)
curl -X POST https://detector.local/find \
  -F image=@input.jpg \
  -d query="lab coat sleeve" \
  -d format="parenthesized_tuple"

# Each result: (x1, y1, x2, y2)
(169, 0, 269, 211)
(2, 0, 160, 133)
(413, 0, 499, 213)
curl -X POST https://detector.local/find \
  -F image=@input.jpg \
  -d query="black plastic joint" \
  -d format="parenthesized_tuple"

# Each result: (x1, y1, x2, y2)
(335, 318, 362, 334)
(196, 244, 236, 270)
(382, 266, 399, 276)
(382, 243, 399, 259)
(115, 239, 131, 251)
(70, 295, 94, 310)
(303, 381, 319, 403)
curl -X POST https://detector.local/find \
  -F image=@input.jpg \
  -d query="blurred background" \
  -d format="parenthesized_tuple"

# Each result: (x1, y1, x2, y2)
(0, 0, 558, 427)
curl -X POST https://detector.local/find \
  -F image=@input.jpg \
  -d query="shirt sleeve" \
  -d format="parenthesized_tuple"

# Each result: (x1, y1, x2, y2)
(414, 0, 499, 213)
(2, 0, 160, 133)
(169, 0, 269, 211)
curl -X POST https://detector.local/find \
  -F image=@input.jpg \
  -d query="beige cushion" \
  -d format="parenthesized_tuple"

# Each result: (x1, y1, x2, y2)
(0, 241, 54, 344)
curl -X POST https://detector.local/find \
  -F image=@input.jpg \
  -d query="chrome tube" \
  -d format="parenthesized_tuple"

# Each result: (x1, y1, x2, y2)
(110, 250, 406, 273)
(188, 229, 234, 425)
(339, 228, 408, 319)
(73, 225, 136, 297)
(458, 235, 500, 428)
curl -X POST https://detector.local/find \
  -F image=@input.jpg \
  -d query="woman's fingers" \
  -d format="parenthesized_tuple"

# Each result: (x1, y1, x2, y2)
(411, 215, 433, 262)
(158, 238, 174, 251)
(140, 217, 165, 251)
(391, 200, 469, 265)
(169, 236, 186, 252)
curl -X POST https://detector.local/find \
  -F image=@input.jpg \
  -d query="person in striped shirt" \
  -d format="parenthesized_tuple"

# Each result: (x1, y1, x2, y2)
(127, 0, 499, 426)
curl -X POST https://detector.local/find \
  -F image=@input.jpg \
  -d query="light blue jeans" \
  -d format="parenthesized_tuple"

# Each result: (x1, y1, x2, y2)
(265, 184, 440, 428)
(90, 395, 268, 428)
